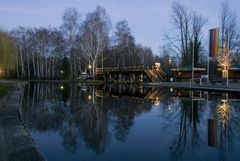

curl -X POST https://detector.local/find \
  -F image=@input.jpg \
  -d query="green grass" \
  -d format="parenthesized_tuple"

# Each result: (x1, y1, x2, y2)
(0, 84, 13, 98)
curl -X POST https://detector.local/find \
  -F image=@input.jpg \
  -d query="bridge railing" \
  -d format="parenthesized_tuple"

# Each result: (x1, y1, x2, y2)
(97, 65, 153, 74)
(96, 64, 166, 82)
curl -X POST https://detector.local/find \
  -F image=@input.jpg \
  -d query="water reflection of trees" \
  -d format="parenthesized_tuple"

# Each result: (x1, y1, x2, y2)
(217, 94, 234, 161)
(21, 84, 240, 160)
(169, 92, 204, 161)
(21, 83, 152, 155)
(164, 90, 240, 161)
(112, 99, 151, 141)
(208, 93, 239, 161)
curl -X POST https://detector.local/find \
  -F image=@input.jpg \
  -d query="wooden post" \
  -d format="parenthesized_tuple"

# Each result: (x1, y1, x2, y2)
(109, 74, 112, 83)
(118, 73, 122, 84)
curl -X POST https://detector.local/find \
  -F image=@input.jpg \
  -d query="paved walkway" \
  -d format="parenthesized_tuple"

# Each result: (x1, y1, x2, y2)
(147, 82, 240, 92)
(0, 84, 46, 161)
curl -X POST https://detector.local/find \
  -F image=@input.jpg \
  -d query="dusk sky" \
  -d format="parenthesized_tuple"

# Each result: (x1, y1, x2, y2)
(1, 0, 240, 54)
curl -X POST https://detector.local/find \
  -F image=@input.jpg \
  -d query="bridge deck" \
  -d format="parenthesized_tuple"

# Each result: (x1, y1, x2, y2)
(96, 87, 166, 105)
(97, 66, 155, 74)
(96, 65, 166, 82)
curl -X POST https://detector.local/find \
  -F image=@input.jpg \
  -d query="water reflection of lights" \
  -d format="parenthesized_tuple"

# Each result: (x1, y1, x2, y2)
(218, 99, 231, 128)
(60, 85, 64, 90)
(154, 97, 160, 105)
(154, 101, 160, 106)
(168, 104, 171, 110)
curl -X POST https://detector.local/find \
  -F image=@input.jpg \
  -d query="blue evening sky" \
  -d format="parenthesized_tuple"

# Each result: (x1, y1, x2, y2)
(0, 0, 240, 54)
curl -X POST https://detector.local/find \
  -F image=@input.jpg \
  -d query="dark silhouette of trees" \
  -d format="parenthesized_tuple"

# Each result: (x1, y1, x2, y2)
(219, 1, 240, 63)
(61, 7, 82, 79)
(164, 1, 206, 67)
(21, 83, 153, 154)
(80, 6, 111, 79)
(6, 6, 156, 80)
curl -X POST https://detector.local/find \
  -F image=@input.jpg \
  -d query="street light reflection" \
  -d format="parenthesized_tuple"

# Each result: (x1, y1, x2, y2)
(154, 97, 160, 105)
(60, 85, 64, 90)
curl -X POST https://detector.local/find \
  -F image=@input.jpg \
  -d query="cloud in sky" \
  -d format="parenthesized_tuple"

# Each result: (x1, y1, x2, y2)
(0, 0, 240, 54)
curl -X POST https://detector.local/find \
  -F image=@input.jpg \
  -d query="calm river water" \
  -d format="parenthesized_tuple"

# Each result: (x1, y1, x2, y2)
(21, 82, 240, 161)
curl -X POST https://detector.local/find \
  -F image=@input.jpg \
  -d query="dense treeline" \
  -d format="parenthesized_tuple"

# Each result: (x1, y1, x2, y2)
(10, 27, 64, 79)
(1, 6, 155, 79)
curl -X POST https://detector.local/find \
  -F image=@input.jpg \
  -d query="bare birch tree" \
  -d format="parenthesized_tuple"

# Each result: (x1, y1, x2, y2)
(171, 1, 191, 66)
(61, 8, 81, 78)
(80, 6, 110, 79)
(165, 1, 206, 67)
(219, 1, 240, 62)
(113, 20, 136, 67)
(190, 11, 207, 67)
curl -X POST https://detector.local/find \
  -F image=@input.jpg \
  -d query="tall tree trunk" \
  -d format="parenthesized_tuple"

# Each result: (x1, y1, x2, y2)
(92, 60, 96, 79)
(27, 47, 31, 79)
(19, 46, 25, 78)
(69, 55, 73, 79)
(36, 53, 40, 78)
(45, 56, 47, 79)
(16, 52, 19, 79)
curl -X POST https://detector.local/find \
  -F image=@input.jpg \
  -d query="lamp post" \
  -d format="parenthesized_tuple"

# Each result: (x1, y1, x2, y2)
(191, 41, 194, 86)
(60, 70, 64, 80)
(88, 64, 92, 77)
(169, 58, 172, 82)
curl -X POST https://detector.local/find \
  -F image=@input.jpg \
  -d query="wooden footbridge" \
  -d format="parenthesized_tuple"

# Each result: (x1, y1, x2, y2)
(96, 63, 166, 83)
(96, 87, 166, 105)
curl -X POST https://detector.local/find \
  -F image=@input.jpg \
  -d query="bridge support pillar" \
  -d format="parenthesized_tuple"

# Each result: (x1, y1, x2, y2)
(113, 74, 117, 84)
(103, 75, 106, 82)
(139, 85, 143, 94)
(140, 74, 144, 83)
(109, 74, 112, 83)
(118, 84, 122, 94)
(122, 75, 126, 84)
(109, 84, 112, 92)
(129, 74, 135, 84)
(118, 73, 122, 84)
(96, 65, 166, 83)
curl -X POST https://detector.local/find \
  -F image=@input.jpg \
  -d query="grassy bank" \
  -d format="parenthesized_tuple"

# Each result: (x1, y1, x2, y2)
(0, 84, 13, 98)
